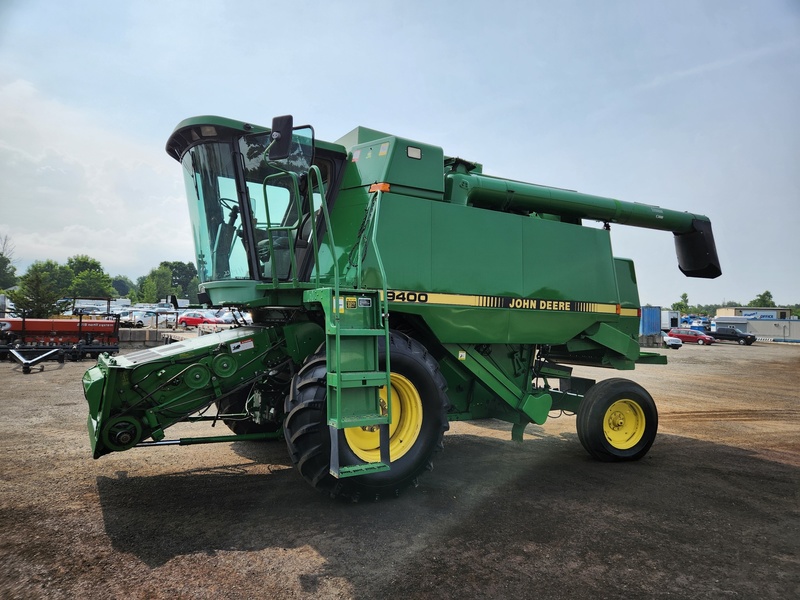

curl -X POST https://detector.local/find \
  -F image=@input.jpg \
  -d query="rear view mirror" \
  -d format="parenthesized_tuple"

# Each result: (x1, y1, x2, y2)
(268, 115, 294, 160)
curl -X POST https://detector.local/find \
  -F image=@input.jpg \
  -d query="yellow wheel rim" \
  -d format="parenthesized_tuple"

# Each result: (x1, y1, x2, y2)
(344, 373, 423, 462)
(603, 399, 646, 450)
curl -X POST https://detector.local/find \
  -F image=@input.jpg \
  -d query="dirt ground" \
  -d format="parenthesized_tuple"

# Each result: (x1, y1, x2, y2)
(1, 341, 798, 599)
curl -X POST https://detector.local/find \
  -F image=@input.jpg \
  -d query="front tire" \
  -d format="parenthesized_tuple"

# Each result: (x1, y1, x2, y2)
(738, 339, 746, 346)
(576, 378, 658, 462)
(283, 332, 449, 501)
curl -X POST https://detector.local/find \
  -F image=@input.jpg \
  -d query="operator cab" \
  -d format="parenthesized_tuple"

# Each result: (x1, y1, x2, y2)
(166, 115, 346, 291)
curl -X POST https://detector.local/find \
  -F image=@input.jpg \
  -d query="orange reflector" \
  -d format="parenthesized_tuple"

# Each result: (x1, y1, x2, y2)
(616, 304, 621, 315)
(369, 182, 391, 193)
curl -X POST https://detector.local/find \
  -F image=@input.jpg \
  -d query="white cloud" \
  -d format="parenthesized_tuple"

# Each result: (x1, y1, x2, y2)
(0, 78, 193, 279)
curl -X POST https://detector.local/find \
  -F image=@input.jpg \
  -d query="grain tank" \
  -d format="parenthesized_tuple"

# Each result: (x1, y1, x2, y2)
(83, 115, 720, 500)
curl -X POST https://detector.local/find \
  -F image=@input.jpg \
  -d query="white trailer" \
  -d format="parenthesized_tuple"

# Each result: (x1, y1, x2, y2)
(661, 310, 680, 331)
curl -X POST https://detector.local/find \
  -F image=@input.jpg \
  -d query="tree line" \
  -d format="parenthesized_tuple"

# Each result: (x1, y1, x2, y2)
(0, 235, 198, 318)
(668, 291, 800, 318)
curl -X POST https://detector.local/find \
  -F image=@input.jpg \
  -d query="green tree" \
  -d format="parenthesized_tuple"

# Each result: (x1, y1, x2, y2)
(44, 261, 75, 295)
(0, 254, 16, 290)
(0, 233, 17, 289)
(137, 266, 178, 303)
(186, 276, 200, 304)
(111, 275, 134, 297)
(140, 277, 157, 303)
(38, 260, 74, 297)
(149, 265, 178, 302)
(160, 260, 197, 296)
(70, 270, 115, 298)
(748, 290, 776, 307)
(671, 293, 689, 314)
(63, 254, 117, 298)
(8, 261, 73, 317)
(67, 254, 104, 275)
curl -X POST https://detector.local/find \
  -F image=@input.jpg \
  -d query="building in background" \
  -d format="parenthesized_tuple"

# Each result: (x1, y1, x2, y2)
(713, 307, 798, 342)
(716, 307, 794, 320)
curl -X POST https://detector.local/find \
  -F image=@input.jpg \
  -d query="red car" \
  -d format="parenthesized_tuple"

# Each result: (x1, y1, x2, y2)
(667, 328, 715, 345)
(177, 310, 223, 328)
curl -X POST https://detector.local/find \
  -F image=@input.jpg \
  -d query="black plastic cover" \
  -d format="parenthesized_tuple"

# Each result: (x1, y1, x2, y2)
(674, 218, 722, 279)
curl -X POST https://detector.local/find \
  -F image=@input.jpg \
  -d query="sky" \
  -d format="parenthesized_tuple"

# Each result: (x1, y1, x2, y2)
(0, 0, 798, 307)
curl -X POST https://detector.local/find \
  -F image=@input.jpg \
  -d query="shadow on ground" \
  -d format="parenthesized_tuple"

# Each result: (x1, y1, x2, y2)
(95, 432, 799, 599)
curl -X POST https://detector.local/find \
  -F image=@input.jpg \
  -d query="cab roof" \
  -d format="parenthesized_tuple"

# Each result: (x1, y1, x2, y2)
(165, 115, 347, 161)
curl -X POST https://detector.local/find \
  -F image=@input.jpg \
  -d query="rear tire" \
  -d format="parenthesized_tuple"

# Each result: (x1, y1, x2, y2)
(283, 332, 449, 501)
(577, 378, 658, 462)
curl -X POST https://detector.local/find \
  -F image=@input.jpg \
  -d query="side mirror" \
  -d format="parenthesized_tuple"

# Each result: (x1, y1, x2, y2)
(269, 115, 294, 160)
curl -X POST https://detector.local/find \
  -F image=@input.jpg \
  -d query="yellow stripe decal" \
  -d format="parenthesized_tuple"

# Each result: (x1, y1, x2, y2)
(385, 290, 629, 315)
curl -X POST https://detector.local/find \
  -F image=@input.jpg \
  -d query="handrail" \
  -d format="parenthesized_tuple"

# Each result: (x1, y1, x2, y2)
(365, 189, 391, 402)
(261, 171, 302, 285)
(306, 165, 344, 391)
(306, 164, 337, 291)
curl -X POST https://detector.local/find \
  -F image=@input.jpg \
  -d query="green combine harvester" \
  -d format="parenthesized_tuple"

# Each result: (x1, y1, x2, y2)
(83, 115, 720, 500)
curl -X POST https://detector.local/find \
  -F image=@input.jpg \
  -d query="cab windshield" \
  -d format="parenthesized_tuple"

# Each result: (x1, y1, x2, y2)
(181, 127, 323, 283)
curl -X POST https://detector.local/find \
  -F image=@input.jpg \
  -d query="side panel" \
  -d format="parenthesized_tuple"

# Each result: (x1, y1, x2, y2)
(431, 202, 524, 298)
(614, 257, 642, 338)
(339, 136, 445, 197)
(312, 185, 371, 284)
(364, 194, 622, 345)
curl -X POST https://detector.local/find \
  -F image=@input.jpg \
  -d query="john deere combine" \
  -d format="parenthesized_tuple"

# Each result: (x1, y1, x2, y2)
(83, 115, 720, 500)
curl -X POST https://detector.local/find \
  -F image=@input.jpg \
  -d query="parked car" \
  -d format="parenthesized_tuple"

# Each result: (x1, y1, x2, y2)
(214, 308, 252, 325)
(116, 310, 136, 327)
(711, 326, 756, 346)
(214, 309, 237, 324)
(120, 310, 173, 328)
(667, 328, 716, 345)
(178, 310, 223, 328)
(660, 331, 683, 349)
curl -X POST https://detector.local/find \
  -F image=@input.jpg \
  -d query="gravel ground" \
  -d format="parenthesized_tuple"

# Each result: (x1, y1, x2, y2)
(0, 341, 798, 599)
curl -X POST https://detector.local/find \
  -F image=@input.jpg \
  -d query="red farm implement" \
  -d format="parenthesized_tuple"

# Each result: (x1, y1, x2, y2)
(1, 315, 119, 374)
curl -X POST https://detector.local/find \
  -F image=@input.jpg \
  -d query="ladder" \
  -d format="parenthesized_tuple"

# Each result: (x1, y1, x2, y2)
(322, 289, 391, 478)
(303, 184, 393, 478)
